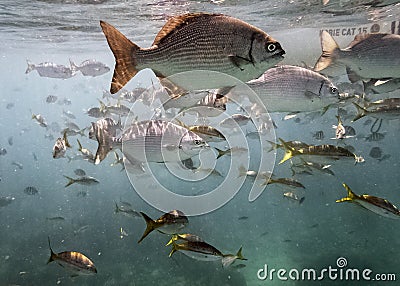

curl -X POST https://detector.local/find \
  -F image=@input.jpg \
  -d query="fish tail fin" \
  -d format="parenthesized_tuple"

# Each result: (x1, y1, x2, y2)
(352, 102, 367, 122)
(25, 60, 35, 74)
(64, 175, 75, 188)
(77, 139, 83, 151)
(100, 21, 140, 94)
(165, 234, 178, 246)
(314, 31, 340, 72)
(336, 183, 356, 203)
(78, 128, 86, 137)
(137, 212, 156, 243)
(235, 246, 247, 261)
(110, 151, 119, 166)
(169, 242, 178, 257)
(69, 59, 79, 73)
(278, 138, 294, 164)
(63, 131, 71, 148)
(98, 100, 106, 113)
(114, 201, 120, 213)
(47, 236, 56, 264)
(265, 140, 279, 153)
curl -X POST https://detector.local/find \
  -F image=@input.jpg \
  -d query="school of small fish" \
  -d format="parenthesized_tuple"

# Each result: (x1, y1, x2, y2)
(2, 10, 398, 279)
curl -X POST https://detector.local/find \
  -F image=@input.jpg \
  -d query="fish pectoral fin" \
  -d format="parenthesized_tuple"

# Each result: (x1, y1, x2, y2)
(346, 67, 363, 83)
(228, 55, 253, 70)
(304, 91, 318, 99)
(164, 144, 178, 151)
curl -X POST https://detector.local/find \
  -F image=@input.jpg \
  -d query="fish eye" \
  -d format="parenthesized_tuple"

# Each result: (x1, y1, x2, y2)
(194, 139, 202, 146)
(267, 43, 276, 52)
(330, 87, 338, 94)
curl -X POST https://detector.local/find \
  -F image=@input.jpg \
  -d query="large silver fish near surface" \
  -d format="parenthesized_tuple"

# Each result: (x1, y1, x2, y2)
(93, 120, 209, 164)
(314, 31, 400, 81)
(100, 13, 285, 94)
(247, 65, 339, 112)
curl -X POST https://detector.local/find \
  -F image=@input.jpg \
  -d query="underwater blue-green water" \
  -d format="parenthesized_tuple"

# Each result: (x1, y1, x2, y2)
(1, 0, 400, 285)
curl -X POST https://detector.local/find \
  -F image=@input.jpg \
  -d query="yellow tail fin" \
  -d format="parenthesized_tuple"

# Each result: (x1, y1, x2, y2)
(336, 183, 357, 203)
(100, 21, 140, 94)
(278, 138, 294, 164)
(168, 242, 178, 257)
(138, 212, 156, 243)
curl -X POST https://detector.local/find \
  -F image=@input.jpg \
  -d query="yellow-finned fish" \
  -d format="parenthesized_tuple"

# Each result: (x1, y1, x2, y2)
(278, 138, 364, 164)
(138, 210, 188, 243)
(47, 237, 97, 276)
(100, 13, 285, 94)
(336, 183, 400, 219)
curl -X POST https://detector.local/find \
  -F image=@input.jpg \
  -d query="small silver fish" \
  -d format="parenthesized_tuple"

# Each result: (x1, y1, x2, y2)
(369, 147, 382, 159)
(46, 95, 58, 103)
(313, 130, 325, 141)
(100, 13, 285, 94)
(64, 175, 99, 187)
(70, 59, 110, 77)
(62, 110, 76, 119)
(24, 186, 38, 195)
(74, 169, 86, 176)
(86, 107, 106, 118)
(334, 115, 346, 139)
(12, 161, 23, 169)
(0, 148, 7, 156)
(220, 114, 251, 128)
(31, 113, 48, 128)
(365, 132, 385, 142)
(26, 60, 76, 79)
(53, 132, 71, 159)
(283, 191, 305, 204)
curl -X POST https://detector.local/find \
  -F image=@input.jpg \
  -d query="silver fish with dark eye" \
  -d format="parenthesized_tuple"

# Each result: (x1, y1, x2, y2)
(93, 120, 209, 165)
(247, 65, 339, 112)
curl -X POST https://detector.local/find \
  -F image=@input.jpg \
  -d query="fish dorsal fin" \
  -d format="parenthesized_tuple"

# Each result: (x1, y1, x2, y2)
(152, 13, 218, 46)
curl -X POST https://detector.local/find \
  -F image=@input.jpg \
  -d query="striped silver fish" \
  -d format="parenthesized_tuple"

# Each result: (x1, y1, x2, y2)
(47, 237, 97, 276)
(100, 13, 285, 94)
(94, 120, 209, 165)
(315, 31, 400, 81)
(247, 65, 339, 112)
